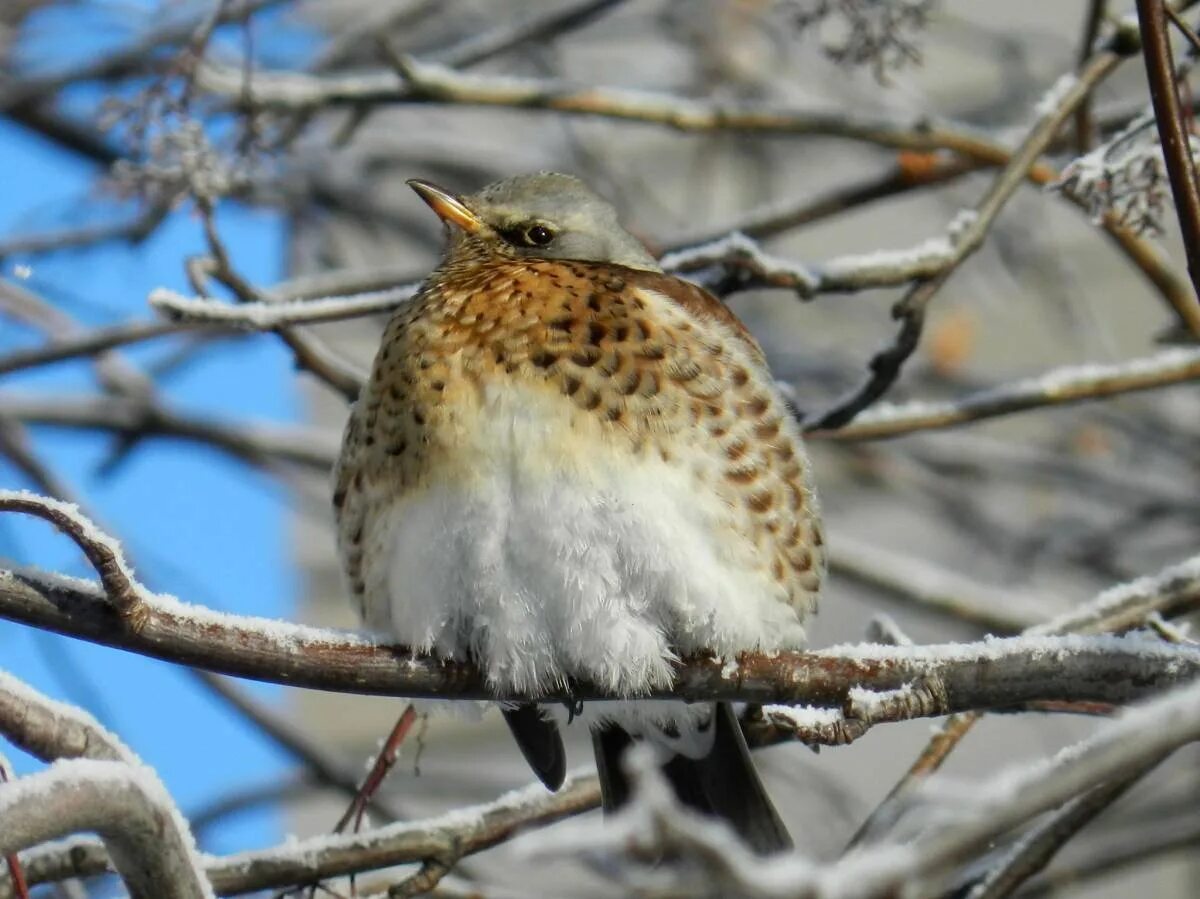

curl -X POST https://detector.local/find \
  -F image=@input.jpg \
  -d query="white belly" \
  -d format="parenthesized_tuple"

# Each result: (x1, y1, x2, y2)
(360, 384, 808, 703)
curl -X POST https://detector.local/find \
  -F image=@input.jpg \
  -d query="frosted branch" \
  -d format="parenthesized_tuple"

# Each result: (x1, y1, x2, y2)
(0, 490, 146, 628)
(149, 284, 418, 328)
(8, 771, 600, 896)
(822, 346, 1200, 440)
(1, 559, 1197, 709)
(528, 677, 1200, 898)
(0, 760, 212, 899)
(0, 493, 1197, 707)
(0, 670, 131, 764)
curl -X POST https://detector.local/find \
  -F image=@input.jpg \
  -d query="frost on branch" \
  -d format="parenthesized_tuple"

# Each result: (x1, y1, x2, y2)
(1050, 112, 1197, 235)
(525, 680, 1200, 899)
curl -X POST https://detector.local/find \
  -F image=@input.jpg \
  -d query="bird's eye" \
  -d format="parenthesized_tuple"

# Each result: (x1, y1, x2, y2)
(523, 224, 554, 246)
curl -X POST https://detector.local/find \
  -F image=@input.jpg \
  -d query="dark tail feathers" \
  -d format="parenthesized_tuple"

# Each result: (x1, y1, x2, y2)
(503, 704, 566, 791)
(591, 702, 792, 855)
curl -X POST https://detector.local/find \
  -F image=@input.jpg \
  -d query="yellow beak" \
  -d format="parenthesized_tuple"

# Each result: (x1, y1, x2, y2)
(407, 179, 483, 233)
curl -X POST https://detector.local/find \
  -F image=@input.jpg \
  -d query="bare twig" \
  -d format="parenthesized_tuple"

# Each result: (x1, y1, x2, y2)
(827, 535, 1045, 633)
(1074, 1, 1109, 152)
(532, 678, 1200, 899)
(0, 319, 222, 377)
(192, 673, 403, 826)
(0, 0, 285, 108)
(192, 206, 366, 401)
(0, 392, 338, 472)
(1016, 813, 1200, 897)
(0, 203, 170, 259)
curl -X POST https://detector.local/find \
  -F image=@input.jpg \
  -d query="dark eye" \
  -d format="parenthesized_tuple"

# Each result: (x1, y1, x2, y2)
(523, 224, 555, 247)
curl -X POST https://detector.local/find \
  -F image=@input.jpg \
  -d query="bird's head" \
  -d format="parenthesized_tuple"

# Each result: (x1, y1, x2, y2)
(407, 173, 660, 272)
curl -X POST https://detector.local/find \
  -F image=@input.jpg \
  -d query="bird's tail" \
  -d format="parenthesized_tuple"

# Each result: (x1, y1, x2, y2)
(591, 701, 793, 854)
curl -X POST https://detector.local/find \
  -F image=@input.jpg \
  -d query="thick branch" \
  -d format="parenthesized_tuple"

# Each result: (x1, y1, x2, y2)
(0, 760, 211, 899)
(533, 677, 1200, 899)
(9, 772, 598, 897)
(0, 671, 130, 764)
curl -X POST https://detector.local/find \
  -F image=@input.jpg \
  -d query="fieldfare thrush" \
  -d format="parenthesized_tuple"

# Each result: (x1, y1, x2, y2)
(334, 172, 825, 854)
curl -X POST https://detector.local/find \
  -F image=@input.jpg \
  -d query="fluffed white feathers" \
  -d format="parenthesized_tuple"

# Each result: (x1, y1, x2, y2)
(357, 380, 810, 756)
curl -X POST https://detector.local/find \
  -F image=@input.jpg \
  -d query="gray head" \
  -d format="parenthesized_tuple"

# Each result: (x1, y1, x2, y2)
(408, 172, 660, 272)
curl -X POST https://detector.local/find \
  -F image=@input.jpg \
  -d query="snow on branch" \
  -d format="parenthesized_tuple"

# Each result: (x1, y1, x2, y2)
(821, 346, 1200, 440)
(528, 677, 1200, 899)
(1, 566, 1198, 711)
(6, 768, 599, 896)
(0, 759, 212, 899)
(0, 490, 146, 628)
(1034, 553, 1200, 636)
(0, 670, 131, 764)
(659, 232, 820, 295)
(149, 284, 418, 329)
(658, 213, 980, 298)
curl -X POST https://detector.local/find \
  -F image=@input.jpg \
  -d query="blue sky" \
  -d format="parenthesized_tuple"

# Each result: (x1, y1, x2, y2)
(0, 102, 297, 857)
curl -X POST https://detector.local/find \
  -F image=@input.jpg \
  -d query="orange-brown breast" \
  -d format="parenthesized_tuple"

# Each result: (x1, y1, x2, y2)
(334, 257, 824, 616)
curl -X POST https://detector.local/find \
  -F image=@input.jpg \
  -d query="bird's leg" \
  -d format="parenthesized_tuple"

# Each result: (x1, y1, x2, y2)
(335, 703, 419, 835)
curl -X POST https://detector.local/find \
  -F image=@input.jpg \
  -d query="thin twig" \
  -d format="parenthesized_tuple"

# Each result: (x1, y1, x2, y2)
(0, 320, 219, 377)
(1074, 1, 1109, 152)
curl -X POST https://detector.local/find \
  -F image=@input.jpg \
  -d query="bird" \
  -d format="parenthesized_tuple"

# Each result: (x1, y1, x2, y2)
(333, 172, 825, 854)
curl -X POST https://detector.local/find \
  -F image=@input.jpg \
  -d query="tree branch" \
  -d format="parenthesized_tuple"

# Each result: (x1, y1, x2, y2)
(1137, 0, 1200, 337)
(531, 676, 1200, 899)
(0, 760, 212, 899)
(1, 560, 1197, 707)
(819, 346, 1200, 440)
